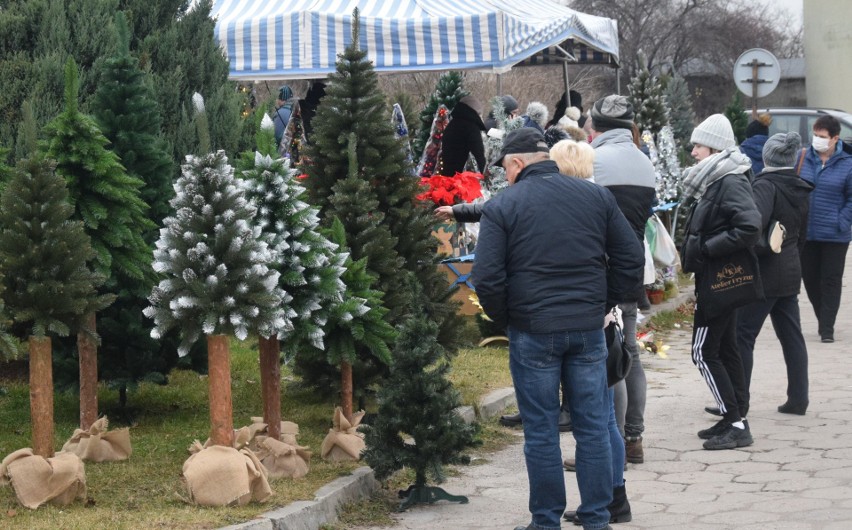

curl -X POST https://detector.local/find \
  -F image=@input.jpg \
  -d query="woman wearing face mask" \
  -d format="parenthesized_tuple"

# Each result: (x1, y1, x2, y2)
(798, 115, 852, 343)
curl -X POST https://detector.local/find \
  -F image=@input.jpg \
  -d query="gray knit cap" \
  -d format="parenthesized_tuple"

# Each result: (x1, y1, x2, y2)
(690, 114, 736, 151)
(763, 132, 802, 168)
(590, 95, 634, 130)
(498, 95, 519, 114)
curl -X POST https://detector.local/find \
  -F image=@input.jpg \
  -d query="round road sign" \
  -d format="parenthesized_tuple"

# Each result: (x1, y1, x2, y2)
(733, 48, 780, 99)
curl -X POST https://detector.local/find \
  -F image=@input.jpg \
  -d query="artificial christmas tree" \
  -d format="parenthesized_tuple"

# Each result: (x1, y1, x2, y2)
(145, 148, 289, 446)
(391, 103, 416, 175)
(724, 92, 748, 144)
(653, 125, 682, 202)
(43, 57, 153, 430)
(362, 305, 477, 509)
(239, 114, 346, 437)
(628, 53, 670, 137)
(0, 133, 110, 507)
(664, 74, 696, 152)
(89, 12, 182, 409)
(482, 95, 524, 195)
(416, 104, 450, 177)
(300, 8, 462, 394)
(413, 71, 468, 160)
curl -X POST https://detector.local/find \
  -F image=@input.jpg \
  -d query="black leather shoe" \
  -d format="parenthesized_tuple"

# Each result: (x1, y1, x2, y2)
(559, 409, 573, 432)
(704, 406, 723, 416)
(500, 412, 522, 427)
(778, 401, 808, 415)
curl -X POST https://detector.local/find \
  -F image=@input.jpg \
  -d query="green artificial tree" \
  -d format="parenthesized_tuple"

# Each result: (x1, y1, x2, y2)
(238, 113, 346, 435)
(0, 142, 110, 459)
(724, 92, 748, 144)
(43, 57, 153, 429)
(362, 302, 477, 510)
(413, 71, 468, 160)
(628, 53, 670, 137)
(87, 12, 182, 409)
(315, 217, 397, 422)
(664, 74, 697, 152)
(301, 8, 462, 395)
(144, 149, 289, 446)
(92, 12, 174, 230)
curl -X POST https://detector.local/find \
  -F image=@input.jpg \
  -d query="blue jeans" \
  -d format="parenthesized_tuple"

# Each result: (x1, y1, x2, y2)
(509, 326, 612, 530)
(613, 302, 646, 438)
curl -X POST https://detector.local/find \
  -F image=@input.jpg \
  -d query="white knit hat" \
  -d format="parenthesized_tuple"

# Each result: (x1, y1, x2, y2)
(690, 114, 736, 151)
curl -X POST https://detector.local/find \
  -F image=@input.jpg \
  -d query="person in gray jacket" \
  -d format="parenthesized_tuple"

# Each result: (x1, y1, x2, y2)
(588, 95, 657, 464)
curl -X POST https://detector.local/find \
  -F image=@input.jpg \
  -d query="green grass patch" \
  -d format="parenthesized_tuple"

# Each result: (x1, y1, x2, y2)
(0, 339, 516, 529)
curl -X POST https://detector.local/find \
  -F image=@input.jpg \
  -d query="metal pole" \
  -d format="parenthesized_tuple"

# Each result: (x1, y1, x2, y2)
(496, 73, 503, 95)
(751, 59, 758, 120)
(562, 61, 571, 104)
(616, 66, 621, 95)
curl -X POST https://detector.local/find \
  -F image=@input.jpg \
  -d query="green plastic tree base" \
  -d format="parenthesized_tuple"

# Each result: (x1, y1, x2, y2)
(397, 484, 469, 511)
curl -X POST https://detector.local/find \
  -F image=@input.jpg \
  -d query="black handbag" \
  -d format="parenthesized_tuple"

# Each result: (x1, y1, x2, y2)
(605, 309, 632, 387)
(697, 248, 764, 319)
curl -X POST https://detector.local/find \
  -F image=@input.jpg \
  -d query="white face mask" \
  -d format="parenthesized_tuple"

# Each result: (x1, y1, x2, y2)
(812, 136, 832, 153)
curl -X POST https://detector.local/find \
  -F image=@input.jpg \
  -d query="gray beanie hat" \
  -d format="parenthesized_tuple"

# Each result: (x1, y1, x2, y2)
(499, 95, 519, 114)
(690, 114, 736, 151)
(590, 95, 634, 130)
(763, 132, 802, 168)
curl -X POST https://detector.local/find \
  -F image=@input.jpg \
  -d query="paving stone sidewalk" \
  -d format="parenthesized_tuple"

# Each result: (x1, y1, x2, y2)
(360, 272, 852, 529)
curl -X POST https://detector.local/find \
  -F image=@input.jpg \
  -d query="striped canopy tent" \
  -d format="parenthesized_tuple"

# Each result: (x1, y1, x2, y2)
(208, 0, 619, 81)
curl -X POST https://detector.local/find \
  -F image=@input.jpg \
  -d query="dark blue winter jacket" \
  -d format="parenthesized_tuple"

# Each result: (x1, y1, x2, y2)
(799, 142, 852, 243)
(740, 134, 768, 175)
(472, 160, 644, 332)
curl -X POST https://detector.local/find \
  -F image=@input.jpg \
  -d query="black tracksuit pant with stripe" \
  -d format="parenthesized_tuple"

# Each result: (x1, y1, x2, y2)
(691, 300, 749, 423)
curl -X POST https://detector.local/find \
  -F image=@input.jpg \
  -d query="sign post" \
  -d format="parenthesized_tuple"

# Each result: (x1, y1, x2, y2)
(733, 48, 780, 120)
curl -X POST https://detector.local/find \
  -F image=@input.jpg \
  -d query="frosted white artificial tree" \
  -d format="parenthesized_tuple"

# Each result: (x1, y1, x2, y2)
(483, 96, 524, 196)
(238, 114, 347, 438)
(654, 125, 682, 202)
(145, 149, 289, 446)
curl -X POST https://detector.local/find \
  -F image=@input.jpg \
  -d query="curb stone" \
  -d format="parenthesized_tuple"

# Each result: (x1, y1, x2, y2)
(220, 467, 378, 530)
(222, 288, 695, 530)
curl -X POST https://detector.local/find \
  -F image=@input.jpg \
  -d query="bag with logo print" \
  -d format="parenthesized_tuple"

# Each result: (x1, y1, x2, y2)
(697, 248, 764, 319)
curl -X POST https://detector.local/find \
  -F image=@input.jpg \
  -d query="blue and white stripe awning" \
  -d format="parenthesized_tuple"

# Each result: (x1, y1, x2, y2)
(206, 0, 619, 81)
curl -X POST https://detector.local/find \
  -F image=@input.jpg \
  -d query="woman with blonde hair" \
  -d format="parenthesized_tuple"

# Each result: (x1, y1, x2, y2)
(550, 139, 595, 181)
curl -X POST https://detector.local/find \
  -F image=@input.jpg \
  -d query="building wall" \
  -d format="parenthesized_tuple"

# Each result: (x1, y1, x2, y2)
(804, 0, 852, 110)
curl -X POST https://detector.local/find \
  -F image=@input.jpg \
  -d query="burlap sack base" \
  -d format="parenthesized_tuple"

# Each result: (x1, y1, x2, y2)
(182, 445, 272, 506)
(320, 407, 365, 463)
(0, 449, 86, 509)
(243, 417, 311, 479)
(61, 417, 131, 462)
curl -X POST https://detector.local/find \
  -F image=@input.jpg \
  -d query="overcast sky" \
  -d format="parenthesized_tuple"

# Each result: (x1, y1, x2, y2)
(761, 0, 803, 30)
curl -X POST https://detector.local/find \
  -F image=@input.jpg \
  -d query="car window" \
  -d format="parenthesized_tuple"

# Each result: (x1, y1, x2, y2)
(804, 115, 852, 143)
(769, 114, 803, 138)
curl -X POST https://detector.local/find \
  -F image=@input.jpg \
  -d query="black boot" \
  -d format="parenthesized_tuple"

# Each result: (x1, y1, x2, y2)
(499, 412, 522, 427)
(564, 482, 632, 525)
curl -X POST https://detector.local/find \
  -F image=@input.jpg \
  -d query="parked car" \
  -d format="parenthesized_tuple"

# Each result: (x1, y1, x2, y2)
(755, 107, 852, 144)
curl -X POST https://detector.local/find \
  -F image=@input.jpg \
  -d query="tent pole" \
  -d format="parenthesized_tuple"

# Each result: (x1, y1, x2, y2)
(616, 66, 621, 95)
(496, 74, 503, 95)
(562, 62, 570, 103)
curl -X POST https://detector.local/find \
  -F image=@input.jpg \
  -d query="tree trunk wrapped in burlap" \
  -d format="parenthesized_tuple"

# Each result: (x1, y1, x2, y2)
(0, 449, 86, 509)
(245, 417, 311, 478)
(61, 417, 131, 462)
(320, 407, 365, 462)
(182, 444, 272, 506)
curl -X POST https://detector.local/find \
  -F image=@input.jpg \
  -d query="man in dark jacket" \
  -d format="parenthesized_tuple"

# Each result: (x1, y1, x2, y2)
(589, 95, 657, 464)
(681, 114, 761, 451)
(739, 113, 772, 175)
(737, 133, 814, 416)
(439, 95, 486, 176)
(473, 128, 643, 530)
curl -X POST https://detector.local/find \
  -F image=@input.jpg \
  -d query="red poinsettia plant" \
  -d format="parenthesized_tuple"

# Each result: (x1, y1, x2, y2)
(416, 171, 484, 206)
